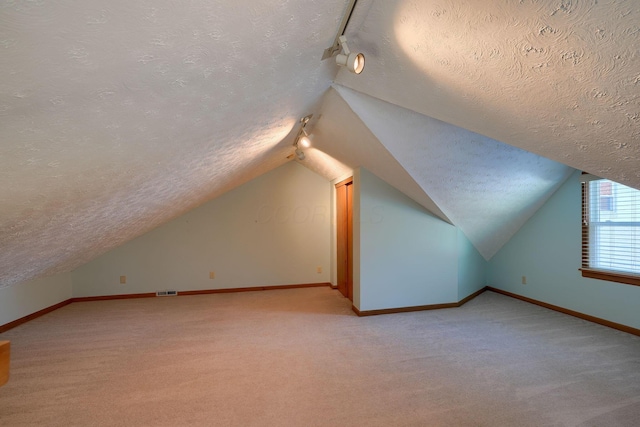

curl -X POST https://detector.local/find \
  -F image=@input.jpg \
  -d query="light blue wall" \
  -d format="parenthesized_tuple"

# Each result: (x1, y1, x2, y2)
(488, 170, 640, 329)
(0, 273, 72, 327)
(72, 162, 331, 297)
(457, 229, 487, 300)
(356, 168, 458, 311)
(4, 166, 478, 325)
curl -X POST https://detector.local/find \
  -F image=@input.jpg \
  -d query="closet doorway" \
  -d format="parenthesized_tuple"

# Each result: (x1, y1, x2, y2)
(335, 177, 353, 301)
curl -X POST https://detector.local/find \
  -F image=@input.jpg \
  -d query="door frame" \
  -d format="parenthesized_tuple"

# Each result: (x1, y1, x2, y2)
(335, 177, 353, 301)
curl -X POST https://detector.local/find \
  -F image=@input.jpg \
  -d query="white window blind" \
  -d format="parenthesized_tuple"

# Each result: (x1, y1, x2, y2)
(582, 178, 640, 276)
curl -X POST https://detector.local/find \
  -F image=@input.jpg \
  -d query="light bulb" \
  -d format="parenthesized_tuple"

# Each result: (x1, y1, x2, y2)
(298, 135, 311, 148)
(351, 53, 365, 74)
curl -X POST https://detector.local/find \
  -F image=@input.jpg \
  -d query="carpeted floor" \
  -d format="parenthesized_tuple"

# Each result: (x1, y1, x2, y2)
(1, 287, 639, 426)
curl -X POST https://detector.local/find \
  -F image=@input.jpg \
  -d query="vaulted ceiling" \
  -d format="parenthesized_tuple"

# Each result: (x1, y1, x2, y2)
(1, 0, 638, 288)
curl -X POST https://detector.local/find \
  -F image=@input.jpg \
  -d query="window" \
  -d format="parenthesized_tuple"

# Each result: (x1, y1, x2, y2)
(581, 175, 640, 286)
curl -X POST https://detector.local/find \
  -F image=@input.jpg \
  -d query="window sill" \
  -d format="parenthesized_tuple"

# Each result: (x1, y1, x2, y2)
(580, 268, 640, 287)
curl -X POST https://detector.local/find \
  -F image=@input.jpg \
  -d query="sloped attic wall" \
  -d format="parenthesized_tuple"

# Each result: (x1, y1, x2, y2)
(308, 84, 573, 260)
(0, 0, 345, 290)
(72, 162, 331, 297)
(307, 87, 450, 223)
(7, 0, 638, 299)
(334, 85, 576, 259)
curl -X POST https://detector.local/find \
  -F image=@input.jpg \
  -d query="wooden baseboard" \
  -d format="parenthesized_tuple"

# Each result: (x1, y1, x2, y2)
(0, 341, 9, 387)
(179, 282, 330, 296)
(353, 302, 458, 316)
(73, 283, 330, 301)
(0, 299, 73, 334)
(3, 284, 637, 338)
(72, 292, 156, 302)
(486, 287, 640, 337)
(0, 283, 332, 332)
(458, 287, 487, 306)
(353, 286, 488, 317)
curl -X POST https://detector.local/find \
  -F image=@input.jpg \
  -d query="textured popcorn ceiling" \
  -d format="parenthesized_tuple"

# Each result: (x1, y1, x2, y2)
(2, 0, 639, 288)
(308, 86, 450, 224)
(338, 0, 640, 189)
(332, 85, 573, 259)
(0, 0, 343, 287)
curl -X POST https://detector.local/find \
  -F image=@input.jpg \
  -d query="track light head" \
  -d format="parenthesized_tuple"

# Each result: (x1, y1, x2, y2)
(336, 35, 365, 74)
(336, 52, 365, 74)
(292, 114, 312, 161)
(298, 129, 312, 148)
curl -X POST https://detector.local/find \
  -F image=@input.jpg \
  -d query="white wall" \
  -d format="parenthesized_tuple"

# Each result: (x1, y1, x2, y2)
(0, 273, 72, 326)
(72, 162, 331, 297)
(355, 168, 459, 311)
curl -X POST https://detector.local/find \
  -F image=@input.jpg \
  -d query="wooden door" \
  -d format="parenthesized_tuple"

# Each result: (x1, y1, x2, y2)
(336, 178, 353, 301)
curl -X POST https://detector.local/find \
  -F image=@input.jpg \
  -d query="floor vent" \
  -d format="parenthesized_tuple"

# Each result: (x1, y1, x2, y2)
(156, 290, 178, 297)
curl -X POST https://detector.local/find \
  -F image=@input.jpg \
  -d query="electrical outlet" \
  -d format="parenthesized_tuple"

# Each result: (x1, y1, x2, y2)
(120, 275, 126, 284)
(521, 276, 527, 285)
(209, 271, 215, 279)
(317, 266, 322, 274)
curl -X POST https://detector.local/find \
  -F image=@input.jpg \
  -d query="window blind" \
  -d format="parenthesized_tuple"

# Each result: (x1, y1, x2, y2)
(582, 178, 640, 276)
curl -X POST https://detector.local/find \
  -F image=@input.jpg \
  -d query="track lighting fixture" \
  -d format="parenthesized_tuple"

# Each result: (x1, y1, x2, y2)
(336, 35, 365, 74)
(298, 129, 311, 148)
(293, 114, 313, 161)
(321, 0, 365, 74)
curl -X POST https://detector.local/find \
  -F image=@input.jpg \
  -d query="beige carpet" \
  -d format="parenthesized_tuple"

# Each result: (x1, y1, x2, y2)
(1, 287, 639, 426)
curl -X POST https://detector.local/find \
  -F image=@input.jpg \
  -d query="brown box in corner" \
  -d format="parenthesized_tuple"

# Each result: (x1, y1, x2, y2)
(0, 340, 9, 386)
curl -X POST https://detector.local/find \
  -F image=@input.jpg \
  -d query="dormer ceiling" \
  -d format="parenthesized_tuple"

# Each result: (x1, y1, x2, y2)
(322, 85, 573, 259)
(337, 0, 640, 189)
(1, 0, 638, 288)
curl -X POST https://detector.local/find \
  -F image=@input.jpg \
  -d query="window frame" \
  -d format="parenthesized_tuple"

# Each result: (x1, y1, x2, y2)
(580, 174, 640, 287)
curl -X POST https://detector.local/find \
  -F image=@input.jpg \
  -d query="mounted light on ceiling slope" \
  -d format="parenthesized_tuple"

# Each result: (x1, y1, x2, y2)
(335, 36, 365, 74)
(321, 0, 365, 75)
(298, 129, 312, 148)
(293, 115, 313, 161)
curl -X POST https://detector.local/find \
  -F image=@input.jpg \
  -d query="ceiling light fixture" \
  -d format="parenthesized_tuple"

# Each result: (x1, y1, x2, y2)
(293, 114, 313, 161)
(322, 0, 365, 74)
(298, 130, 312, 148)
(335, 35, 365, 74)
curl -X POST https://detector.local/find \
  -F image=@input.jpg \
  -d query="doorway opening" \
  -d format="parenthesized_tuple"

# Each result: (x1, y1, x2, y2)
(335, 177, 353, 301)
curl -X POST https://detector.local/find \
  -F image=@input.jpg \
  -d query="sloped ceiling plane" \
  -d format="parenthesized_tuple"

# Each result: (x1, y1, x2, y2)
(1, 0, 639, 288)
